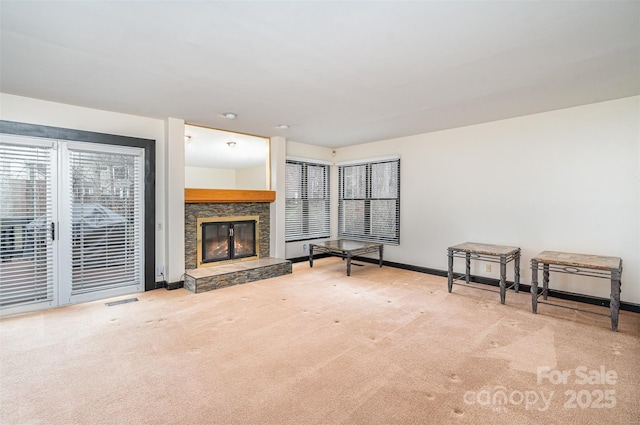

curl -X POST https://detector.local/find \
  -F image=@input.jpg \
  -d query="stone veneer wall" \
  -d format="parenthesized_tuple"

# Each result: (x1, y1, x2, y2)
(185, 202, 271, 270)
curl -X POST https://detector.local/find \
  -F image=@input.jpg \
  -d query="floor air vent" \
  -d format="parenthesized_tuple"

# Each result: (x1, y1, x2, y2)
(105, 298, 139, 307)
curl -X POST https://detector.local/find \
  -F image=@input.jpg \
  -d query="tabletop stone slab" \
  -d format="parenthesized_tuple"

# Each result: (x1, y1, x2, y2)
(532, 251, 622, 270)
(449, 242, 520, 256)
(314, 240, 382, 251)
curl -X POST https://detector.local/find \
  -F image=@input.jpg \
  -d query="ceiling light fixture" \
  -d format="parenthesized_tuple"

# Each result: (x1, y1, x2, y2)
(222, 112, 237, 120)
(277, 124, 289, 129)
(227, 141, 237, 147)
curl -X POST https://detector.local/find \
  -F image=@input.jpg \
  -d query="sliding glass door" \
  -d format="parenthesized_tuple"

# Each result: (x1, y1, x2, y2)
(0, 135, 57, 312)
(59, 142, 144, 305)
(0, 134, 144, 315)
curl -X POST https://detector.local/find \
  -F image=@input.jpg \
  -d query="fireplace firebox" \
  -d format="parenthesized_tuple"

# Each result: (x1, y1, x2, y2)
(196, 216, 259, 267)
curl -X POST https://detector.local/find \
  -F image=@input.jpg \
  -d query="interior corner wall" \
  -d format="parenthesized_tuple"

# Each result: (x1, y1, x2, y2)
(0, 93, 168, 285)
(334, 96, 640, 304)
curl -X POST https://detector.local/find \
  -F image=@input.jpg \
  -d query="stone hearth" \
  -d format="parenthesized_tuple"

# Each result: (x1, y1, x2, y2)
(184, 258, 291, 293)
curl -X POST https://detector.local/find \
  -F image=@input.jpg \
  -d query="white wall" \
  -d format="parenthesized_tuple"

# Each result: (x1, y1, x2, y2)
(185, 166, 236, 188)
(0, 93, 169, 283)
(334, 96, 640, 304)
(164, 118, 185, 283)
(236, 164, 267, 190)
(185, 165, 267, 189)
(270, 136, 287, 259)
(4, 93, 638, 304)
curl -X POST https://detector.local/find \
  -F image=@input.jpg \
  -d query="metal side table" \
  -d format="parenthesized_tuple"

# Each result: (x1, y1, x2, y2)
(531, 251, 622, 331)
(447, 242, 521, 304)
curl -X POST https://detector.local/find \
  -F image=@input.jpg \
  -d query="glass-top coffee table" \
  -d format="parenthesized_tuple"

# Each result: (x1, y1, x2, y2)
(309, 240, 383, 276)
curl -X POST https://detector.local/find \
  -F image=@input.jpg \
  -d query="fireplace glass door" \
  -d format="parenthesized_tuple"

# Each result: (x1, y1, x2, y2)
(202, 222, 230, 263)
(201, 220, 256, 264)
(232, 221, 256, 258)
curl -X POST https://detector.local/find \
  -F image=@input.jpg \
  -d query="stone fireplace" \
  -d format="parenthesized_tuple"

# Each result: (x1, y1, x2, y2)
(184, 190, 291, 293)
(185, 202, 270, 270)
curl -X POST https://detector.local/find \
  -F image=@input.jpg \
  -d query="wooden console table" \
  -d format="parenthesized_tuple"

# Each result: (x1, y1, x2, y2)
(309, 240, 383, 276)
(531, 251, 622, 331)
(447, 242, 521, 304)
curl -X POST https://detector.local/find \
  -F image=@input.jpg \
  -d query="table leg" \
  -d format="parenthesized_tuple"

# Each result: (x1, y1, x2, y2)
(309, 245, 314, 268)
(531, 259, 539, 313)
(543, 263, 550, 300)
(346, 252, 352, 276)
(379, 245, 384, 267)
(499, 254, 507, 304)
(465, 252, 471, 284)
(447, 248, 454, 293)
(610, 270, 621, 332)
(514, 252, 521, 293)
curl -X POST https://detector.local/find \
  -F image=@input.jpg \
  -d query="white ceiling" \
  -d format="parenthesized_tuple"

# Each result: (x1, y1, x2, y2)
(184, 125, 268, 169)
(1, 1, 638, 148)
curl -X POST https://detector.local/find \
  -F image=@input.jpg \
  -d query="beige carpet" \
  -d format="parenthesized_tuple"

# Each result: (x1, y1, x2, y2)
(1, 258, 639, 424)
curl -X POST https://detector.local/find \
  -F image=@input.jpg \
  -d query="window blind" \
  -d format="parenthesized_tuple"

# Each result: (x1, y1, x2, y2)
(285, 159, 330, 242)
(338, 158, 400, 244)
(0, 138, 55, 308)
(67, 148, 143, 295)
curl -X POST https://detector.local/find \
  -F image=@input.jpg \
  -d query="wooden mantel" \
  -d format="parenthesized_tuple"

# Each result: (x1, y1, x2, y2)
(185, 188, 276, 203)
